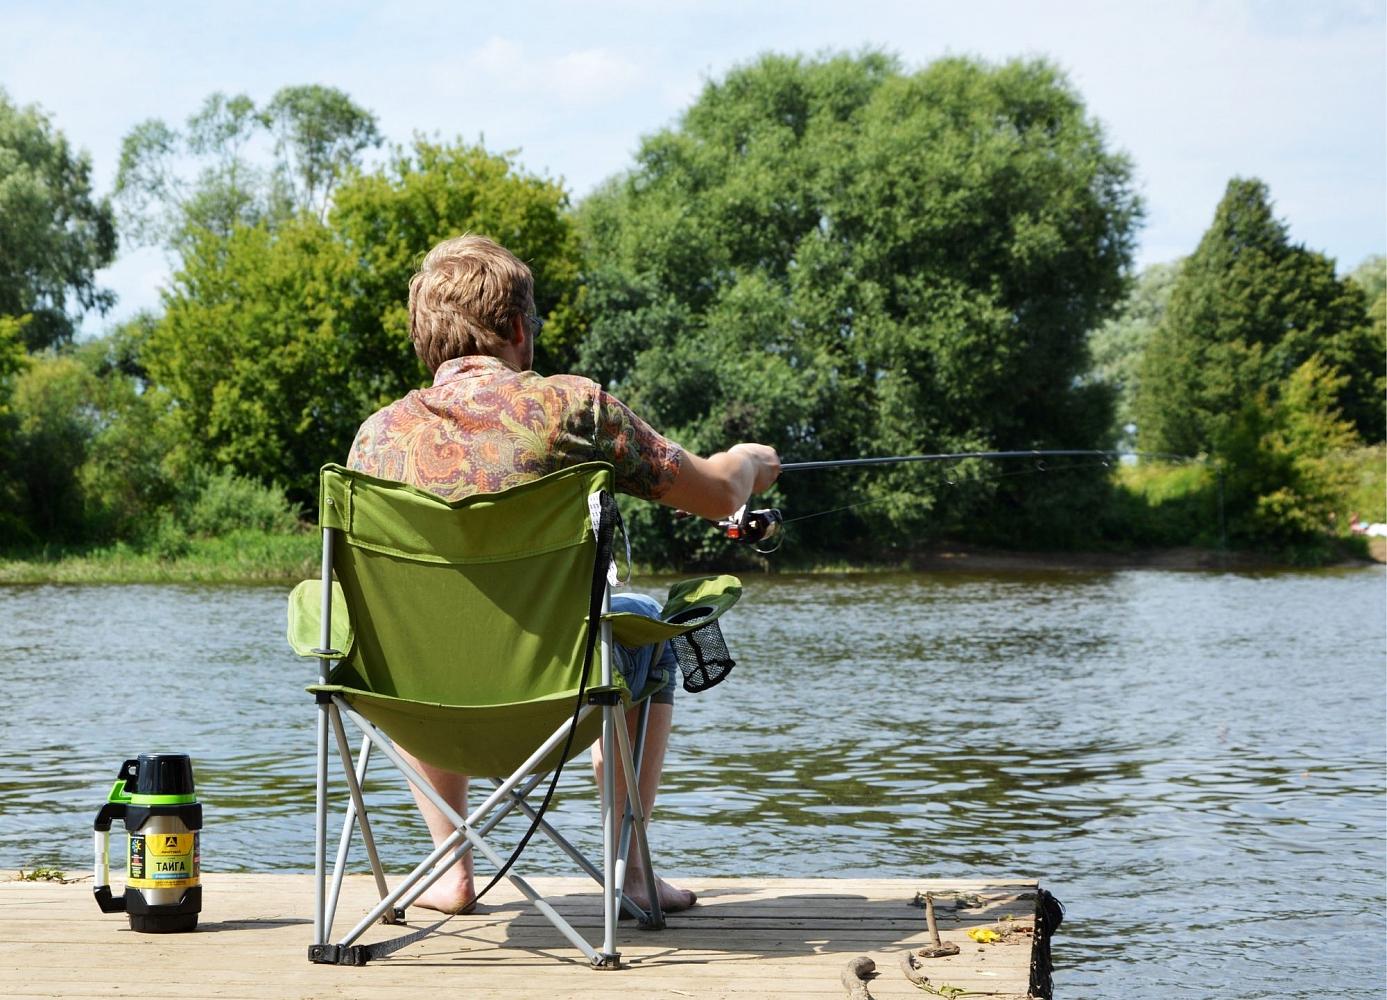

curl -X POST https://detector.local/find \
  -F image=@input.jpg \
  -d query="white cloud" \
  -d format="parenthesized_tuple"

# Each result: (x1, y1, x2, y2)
(550, 48, 643, 107)
(469, 36, 526, 76)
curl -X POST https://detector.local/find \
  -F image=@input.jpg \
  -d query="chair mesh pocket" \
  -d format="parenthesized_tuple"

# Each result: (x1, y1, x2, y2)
(666, 607, 735, 693)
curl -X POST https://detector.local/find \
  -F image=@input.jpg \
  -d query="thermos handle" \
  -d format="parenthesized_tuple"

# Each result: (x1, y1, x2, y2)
(93, 796, 129, 913)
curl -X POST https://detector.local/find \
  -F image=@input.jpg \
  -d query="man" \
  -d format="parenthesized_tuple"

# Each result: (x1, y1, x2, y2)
(347, 234, 780, 916)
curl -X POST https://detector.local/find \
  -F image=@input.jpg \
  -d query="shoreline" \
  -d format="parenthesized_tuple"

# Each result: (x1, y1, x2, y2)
(1, 540, 1379, 586)
(894, 541, 1385, 573)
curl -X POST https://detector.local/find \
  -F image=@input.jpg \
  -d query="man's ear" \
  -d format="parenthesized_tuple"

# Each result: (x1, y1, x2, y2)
(509, 313, 528, 345)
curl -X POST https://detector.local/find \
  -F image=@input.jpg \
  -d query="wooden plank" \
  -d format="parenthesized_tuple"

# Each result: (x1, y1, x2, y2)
(0, 873, 1042, 1000)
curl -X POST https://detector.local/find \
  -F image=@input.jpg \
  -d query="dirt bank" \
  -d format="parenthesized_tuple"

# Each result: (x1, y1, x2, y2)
(900, 544, 1381, 573)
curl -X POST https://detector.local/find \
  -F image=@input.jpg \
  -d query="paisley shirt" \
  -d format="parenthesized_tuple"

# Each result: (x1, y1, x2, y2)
(347, 355, 683, 502)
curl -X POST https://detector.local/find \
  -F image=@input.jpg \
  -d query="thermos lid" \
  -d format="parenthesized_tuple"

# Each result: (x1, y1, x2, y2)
(135, 753, 196, 797)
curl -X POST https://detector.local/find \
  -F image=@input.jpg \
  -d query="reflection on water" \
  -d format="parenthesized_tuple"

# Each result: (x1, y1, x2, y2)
(2, 569, 1384, 998)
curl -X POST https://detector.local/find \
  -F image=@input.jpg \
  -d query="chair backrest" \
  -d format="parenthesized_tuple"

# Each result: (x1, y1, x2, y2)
(319, 461, 615, 710)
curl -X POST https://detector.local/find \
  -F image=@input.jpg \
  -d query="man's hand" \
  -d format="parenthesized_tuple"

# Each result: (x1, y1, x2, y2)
(660, 441, 782, 520)
(729, 442, 782, 494)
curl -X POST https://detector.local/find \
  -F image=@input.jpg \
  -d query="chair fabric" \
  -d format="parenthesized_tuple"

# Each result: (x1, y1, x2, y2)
(292, 461, 741, 776)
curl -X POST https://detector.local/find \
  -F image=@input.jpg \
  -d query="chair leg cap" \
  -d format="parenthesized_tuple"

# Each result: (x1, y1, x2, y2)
(308, 944, 370, 966)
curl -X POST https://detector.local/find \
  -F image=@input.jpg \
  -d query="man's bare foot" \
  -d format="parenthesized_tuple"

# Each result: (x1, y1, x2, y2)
(623, 874, 696, 914)
(410, 876, 476, 915)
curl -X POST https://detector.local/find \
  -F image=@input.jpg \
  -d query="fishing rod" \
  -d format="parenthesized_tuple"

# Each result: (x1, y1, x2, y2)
(781, 449, 1160, 473)
(712, 449, 1197, 550)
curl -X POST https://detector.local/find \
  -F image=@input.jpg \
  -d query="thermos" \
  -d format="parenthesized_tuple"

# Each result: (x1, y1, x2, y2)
(93, 753, 202, 933)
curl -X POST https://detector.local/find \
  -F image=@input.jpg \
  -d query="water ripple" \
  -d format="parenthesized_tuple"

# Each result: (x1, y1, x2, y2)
(1, 569, 1384, 998)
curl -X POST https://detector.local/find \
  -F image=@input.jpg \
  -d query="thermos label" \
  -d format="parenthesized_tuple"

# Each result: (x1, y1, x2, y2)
(127, 832, 201, 890)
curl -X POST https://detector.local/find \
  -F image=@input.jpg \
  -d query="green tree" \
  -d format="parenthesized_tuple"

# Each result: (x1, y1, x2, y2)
(1087, 260, 1181, 446)
(1137, 178, 1383, 454)
(0, 90, 117, 350)
(0, 315, 31, 538)
(262, 85, 382, 222)
(1219, 355, 1361, 546)
(1347, 254, 1385, 305)
(7, 352, 100, 541)
(116, 93, 267, 249)
(0, 321, 188, 547)
(144, 217, 354, 493)
(330, 139, 582, 388)
(1348, 255, 1386, 430)
(144, 139, 580, 502)
(115, 85, 380, 250)
(577, 52, 1141, 560)
(0, 314, 28, 413)
(73, 317, 186, 541)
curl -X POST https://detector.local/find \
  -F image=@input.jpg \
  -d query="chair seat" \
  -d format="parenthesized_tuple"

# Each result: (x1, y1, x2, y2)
(310, 682, 627, 776)
(293, 572, 744, 775)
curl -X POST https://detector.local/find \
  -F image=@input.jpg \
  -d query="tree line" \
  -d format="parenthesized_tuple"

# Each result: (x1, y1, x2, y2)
(1, 53, 1382, 567)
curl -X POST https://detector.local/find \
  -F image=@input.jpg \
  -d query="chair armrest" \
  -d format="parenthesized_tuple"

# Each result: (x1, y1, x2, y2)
(602, 573, 742, 647)
(287, 579, 355, 659)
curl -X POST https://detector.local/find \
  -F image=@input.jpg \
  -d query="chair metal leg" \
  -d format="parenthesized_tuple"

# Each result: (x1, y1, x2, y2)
(328, 706, 399, 923)
(598, 700, 620, 967)
(324, 734, 373, 936)
(615, 699, 652, 920)
(491, 779, 602, 883)
(613, 702, 662, 929)
(334, 701, 603, 965)
(595, 602, 622, 968)
(313, 699, 330, 945)
(313, 527, 335, 947)
(394, 770, 543, 912)
(488, 777, 650, 922)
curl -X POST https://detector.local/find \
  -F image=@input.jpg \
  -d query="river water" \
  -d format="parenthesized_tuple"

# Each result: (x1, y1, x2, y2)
(2, 568, 1383, 997)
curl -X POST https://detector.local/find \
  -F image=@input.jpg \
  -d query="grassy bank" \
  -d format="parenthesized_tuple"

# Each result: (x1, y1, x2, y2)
(0, 529, 320, 584)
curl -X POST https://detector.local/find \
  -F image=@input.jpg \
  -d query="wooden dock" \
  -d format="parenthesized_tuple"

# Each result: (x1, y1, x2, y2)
(3, 873, 1052, 999)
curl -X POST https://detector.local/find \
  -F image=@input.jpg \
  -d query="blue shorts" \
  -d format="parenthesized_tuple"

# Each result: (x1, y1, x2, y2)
(610, 593, 678, 705)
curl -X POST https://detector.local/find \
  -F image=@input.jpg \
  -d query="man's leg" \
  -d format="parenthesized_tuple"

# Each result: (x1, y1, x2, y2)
(592, 700, 696, 912)
(594, 593, 696, 913)
(395, 746, 476, 914)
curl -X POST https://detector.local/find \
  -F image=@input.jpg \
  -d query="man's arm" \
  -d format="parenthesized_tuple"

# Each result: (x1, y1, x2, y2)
(658, 443, 781, 520)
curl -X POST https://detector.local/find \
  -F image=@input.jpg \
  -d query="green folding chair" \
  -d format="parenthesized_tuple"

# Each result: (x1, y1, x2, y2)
(286, 461, 741, 968)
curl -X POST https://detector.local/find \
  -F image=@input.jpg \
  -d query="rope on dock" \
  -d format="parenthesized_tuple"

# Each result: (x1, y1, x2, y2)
(840, 955, 876, 999)
(899, 950, 929, 986)
(1027, 888, 1065, 1000)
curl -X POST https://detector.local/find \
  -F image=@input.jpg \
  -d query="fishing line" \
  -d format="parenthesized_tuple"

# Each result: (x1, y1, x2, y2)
(703, 450, 1203, 550)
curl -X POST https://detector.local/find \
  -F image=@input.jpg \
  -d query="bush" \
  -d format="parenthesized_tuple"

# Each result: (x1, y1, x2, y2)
(1218, 356, 1360, 546)
(181, 468, 300, 537)
(144, 512, 191, 560)
(1105, 460, 1220, 547)
(7, 352, 97, 542)
(1341, 444, 1386, 526)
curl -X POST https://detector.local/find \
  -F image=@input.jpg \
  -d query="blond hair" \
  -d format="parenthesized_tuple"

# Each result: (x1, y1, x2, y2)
(407, 235, 535, 373)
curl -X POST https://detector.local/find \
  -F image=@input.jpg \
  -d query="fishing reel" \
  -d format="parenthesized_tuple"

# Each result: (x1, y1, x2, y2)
(719, 504, 784, 552)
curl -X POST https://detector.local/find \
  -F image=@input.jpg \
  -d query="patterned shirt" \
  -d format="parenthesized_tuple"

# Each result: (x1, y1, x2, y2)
(347, 355, 683, 502)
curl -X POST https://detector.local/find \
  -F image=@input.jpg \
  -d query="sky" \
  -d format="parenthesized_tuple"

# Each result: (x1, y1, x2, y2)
(3, 0, 1384, 336)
